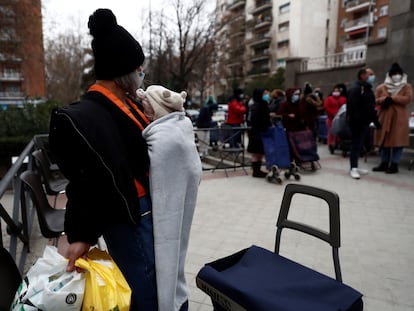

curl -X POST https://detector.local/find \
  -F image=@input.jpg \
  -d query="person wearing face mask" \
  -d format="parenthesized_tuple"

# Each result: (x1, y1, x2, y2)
(247, 88, 271, 177)
(346, 68, 381, 179)
(277, 87, 309, 133)
(48, 9, 159, 310)
(324, 85, 347, 153)
(226, 87, 247, 147)
(372, 63, 413, 174)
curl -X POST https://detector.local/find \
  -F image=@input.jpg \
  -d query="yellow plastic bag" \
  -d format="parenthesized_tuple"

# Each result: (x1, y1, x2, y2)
(75, 248, 131, 311)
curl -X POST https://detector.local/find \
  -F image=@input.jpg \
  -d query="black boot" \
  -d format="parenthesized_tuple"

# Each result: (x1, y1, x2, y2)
(386, 163, 399, 174)
(372, 162, 388, 172)
(252, 161, 267, 178)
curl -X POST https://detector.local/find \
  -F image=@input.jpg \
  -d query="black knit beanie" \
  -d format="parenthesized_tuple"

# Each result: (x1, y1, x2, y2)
(88, 9, 145, 80)
(388, 62, 403, 76)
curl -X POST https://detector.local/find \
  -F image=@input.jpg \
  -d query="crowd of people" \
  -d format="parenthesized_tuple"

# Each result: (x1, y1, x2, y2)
(198, 64, 412, 180)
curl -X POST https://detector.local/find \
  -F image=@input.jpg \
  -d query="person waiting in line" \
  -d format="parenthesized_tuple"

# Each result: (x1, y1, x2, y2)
(268, 89, 285, 123)
(196, 95, 218, 158)
(324, 85, 347, 154)
(226, 88, 247, 147)
(49, 9, 158, 310)
(346, 68, 381, 179)
(303, 83, 322, 138)
(138, 85, 202, 311)
(277, 87, 310, 133)
(372, 62, 413, 174)
(247, 88, 271, 178)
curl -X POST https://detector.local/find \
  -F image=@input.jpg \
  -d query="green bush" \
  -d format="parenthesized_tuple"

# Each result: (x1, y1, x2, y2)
(0, 100, 62, 158)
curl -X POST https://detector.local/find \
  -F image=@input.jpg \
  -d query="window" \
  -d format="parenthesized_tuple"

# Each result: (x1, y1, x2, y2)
(340, 18, 347, 28)
(377, 27, 387, 39)
(277, 58, 286, 67)
(277, 39, 289, 49)
(279, 3, 290, 14)
(278, 21, 289, 32)
(379, 5, 388, 17)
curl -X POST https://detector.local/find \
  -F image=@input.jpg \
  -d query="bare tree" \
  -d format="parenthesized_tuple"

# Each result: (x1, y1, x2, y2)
(44, 32, 88, 104)
(145, 0, 216, 101)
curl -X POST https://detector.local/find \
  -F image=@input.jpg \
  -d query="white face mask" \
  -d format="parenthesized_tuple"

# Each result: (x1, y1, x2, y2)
(391, 74, 402, 83)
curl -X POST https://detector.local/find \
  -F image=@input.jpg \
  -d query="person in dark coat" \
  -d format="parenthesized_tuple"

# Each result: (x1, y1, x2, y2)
(277, 87, 309, 133)
(346, 68, 381, 179)
(196, 96, 218, 157)
(247, 88, 271, 177)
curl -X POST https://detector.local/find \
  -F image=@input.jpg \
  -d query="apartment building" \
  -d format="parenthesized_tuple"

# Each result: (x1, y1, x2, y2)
(336, 0, 390, 60)
(0, 0, 46, 108)
(215, 0, 338, 96)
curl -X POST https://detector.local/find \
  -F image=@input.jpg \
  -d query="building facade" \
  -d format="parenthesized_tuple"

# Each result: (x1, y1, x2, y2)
(214, 0, 338, 97)
(0, 0, 46, 108)
(336, 0, 390, 61)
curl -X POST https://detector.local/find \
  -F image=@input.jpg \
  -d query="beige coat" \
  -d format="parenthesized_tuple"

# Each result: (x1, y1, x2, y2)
(374, 82, 413, 147)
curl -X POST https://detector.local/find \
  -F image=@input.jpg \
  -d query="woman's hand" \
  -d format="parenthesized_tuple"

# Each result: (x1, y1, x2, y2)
(65, 241, 90, 272)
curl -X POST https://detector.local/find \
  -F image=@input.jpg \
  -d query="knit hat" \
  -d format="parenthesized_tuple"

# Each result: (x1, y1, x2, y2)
(388, 62, 403, 76)
(144, 85, 187, 120)
(88, 9, 145, 80)
(233, 88, 243, 97)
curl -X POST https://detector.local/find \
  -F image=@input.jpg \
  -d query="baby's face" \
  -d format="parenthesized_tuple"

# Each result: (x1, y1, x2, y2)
(142, 98, 155, 121)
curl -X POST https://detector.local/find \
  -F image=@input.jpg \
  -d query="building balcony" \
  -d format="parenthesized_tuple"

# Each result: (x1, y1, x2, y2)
(250, 49, 270, 62)
(249, 35, 271, 48)
(344, 15, 373, 33)
(345, 0, 375, 13)
(0, 91, 25, 99)
(0, 72, 23, 81)
(0, 53, 22, 63)
(300, 48, 366, 72)
(247, 66, 270, 76)
(227, 0, 246, 11)
(251, 0, 272, 16)
(254, 18, 272, 30)
(343, 38, 367, 50)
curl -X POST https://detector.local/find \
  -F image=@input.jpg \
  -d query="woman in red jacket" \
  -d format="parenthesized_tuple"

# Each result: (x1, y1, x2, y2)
(226, 88, 247, 147)
(323, 85, 347, 153)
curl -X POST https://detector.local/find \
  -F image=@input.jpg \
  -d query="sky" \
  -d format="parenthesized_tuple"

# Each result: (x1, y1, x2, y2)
(41, 0, 167, 40)
(41, 0, 215, 41)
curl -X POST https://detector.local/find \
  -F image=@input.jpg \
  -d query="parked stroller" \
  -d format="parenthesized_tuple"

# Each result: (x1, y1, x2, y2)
(261, 121, 300, 184)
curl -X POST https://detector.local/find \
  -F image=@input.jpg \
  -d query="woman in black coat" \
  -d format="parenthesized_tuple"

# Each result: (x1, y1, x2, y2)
(247, 88, 271, 177)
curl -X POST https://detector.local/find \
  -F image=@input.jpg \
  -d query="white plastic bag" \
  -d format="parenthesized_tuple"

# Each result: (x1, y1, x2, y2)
(10, 245, 85, 311)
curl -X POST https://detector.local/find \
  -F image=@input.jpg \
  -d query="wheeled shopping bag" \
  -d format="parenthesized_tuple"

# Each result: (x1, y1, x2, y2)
(261, 122, 300, 183)
(288, 129, 320, 171)
(196, 184, 363, 311)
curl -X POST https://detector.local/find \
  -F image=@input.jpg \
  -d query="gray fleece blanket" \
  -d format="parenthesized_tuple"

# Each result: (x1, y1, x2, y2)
(142, 111, 202, 311)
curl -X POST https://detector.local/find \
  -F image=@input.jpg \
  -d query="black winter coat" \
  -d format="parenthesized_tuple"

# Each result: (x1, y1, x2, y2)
(49, 91, 150, 245)
(247, 90, 271, 154)
(346, 80, 378, 130)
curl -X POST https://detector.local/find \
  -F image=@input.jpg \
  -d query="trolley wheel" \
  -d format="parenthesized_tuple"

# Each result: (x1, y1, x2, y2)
(284, 171, 291, 179)
(311, 162, 316, 171)
(267, 175, 283, 184)
(294, 174, 301, 181)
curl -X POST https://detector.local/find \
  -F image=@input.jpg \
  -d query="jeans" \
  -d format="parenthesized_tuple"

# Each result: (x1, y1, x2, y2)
(381, 147, 403, 164)
(103, 196, 158, 311)
(228, 123, 242, 147)
(350, 125, 369, 168)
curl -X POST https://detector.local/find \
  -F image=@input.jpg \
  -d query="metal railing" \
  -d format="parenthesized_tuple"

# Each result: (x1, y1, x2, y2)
(0, 135, 43, 272)
(300, 48, 366, 72)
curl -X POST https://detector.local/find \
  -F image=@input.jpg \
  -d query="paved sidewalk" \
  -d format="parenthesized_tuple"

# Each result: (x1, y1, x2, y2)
(2, 144, 414, 310)
(188, 146, 414, 311)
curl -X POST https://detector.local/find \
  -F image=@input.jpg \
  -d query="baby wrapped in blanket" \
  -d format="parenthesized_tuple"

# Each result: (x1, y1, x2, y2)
(138, 85, 202, 311)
